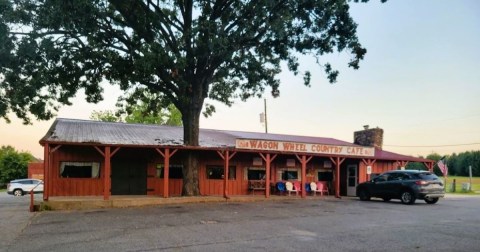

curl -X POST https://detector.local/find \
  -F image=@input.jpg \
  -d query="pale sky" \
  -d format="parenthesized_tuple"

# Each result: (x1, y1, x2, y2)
(1, 0, 479, 159)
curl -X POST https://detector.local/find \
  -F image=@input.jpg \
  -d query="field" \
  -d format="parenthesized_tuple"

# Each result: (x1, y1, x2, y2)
(443, 176, 480, 193)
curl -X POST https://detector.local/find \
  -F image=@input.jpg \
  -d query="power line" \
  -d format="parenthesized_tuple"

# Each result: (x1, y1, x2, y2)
(384, 143, 480, 148)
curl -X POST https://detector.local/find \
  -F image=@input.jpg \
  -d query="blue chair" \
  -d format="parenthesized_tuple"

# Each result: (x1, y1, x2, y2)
(276, 182, 286, 195)
(305, 183, 311, 193)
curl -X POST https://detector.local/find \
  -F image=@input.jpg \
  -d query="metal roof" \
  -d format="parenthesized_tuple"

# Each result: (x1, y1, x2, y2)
(41, 118, 431, 162)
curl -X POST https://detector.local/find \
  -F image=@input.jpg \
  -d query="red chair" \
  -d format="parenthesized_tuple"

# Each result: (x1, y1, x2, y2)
(316, 181, 329, 196)
(293, 181, 302, 194)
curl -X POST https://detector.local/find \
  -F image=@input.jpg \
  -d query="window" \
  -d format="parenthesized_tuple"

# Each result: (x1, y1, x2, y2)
(206, 165, 236, 180)
(318, 172, 333, 181)
(157, 164, 183, 179)
(247, 168, 266, 180)
(388, 173, 407, 181)
(281, 170, 298, 181)
(60, 162, 100, 178)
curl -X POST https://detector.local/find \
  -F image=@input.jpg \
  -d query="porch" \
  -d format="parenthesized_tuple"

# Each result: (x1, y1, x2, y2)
(37, 194, 334, 211)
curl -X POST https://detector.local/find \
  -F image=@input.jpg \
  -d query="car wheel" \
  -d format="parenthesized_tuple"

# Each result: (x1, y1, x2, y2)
(382, 197, 392, 202)
(424, 197, 439, 204)
(358, 190, 371, 201)
(400, 191, 416, 205)
(13, 189, 24, 197)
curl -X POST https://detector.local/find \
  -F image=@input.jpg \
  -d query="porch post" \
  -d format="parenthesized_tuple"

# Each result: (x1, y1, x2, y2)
(296, 155, 313, 198)
(223, 150, 229, 199)
(103, 147, 111, 200)
(361, 159, 377, 181)
(336, 157, 340, 198)
(164, 148, 170, 198)
(156, 148, 178, 198)
(259, 153, 277, 198)
(43, 143, 49, 201)
(265, 154, 271, 198)
(330, 156, 345, 199)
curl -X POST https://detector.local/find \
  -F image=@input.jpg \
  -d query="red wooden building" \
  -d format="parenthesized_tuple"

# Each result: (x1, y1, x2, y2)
(40, 118, 434, 201)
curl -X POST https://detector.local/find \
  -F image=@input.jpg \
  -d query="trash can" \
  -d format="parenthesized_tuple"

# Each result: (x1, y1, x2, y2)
(461, 183, 470, 192)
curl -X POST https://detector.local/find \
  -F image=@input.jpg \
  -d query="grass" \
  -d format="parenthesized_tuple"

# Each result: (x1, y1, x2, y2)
(0, 189, 6, 193)
(443, 176, 480, 193)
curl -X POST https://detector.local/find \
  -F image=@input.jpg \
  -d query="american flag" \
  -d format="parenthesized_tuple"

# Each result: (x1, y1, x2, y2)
(437, 157, 448, 176)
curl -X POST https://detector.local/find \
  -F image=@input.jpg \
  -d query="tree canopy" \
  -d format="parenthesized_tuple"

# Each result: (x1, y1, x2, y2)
(0, 145, 34, 186)
(0, 0, 384, 195)
(90, 88, 183, 125)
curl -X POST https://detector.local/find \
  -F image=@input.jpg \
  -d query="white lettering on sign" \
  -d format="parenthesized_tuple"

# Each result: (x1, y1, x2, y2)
(235, 139, 375, 157)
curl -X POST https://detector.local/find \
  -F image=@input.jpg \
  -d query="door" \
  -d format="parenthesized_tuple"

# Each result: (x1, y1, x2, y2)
(111, 161, 147, 195)
(346, 165, 358, 196)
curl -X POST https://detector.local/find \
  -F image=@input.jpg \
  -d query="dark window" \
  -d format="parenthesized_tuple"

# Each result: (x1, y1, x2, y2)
(62, 165, 92, 178)
(206, 165, 236, 180)
(414, 172, 439, 181)
(282, 170, 298, 181)
(20, 180, 33, 184)
(318, 172, 333, 181)
(157, 164, 183, 179)
(375, 174, 388, 182)
(247, 169, 266, 180)
(60, 162, 100, 178)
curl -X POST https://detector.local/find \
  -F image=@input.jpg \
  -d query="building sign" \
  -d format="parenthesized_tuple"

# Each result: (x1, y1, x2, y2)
(235, 139, 375, 157)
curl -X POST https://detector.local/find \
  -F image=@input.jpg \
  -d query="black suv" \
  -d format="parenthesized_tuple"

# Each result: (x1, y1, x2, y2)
(356, 170, 444, 204)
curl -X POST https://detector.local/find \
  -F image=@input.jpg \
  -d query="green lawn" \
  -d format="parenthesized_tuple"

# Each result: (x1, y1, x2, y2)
(443, 176, 480, 193)
(0, 189, 6, 193)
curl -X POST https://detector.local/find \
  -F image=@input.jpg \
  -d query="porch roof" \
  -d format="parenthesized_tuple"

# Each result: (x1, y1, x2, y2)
(40, 118, 431, 162)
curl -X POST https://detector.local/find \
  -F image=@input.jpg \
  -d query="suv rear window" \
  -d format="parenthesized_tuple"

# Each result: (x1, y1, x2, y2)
(414, 172, 439, 180)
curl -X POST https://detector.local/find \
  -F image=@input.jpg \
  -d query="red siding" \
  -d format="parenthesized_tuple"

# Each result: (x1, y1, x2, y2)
(28, 162, 44, 180)
(48, 146, 104, 196)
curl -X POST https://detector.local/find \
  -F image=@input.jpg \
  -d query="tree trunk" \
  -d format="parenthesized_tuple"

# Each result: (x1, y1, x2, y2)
(181, 86, 204, 196)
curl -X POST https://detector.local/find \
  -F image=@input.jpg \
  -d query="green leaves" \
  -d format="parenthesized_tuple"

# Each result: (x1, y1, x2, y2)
(0, 145, 34, 184)
(1, 0, 379, 125)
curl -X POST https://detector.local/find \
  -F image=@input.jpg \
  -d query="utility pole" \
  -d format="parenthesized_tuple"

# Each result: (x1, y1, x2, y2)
(264, 98, 268, 133)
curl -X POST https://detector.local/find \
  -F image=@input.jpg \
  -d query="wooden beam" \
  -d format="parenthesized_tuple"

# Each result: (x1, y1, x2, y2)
(155, 148, 178, 198)
(43, 144, 49, 201)
(50, 145, 62, 154)
(94, 146, 105, 157)
(103, 146, 111, 200)
(223, 150, 230, 199)
(111, 147, 121, 157)
(296, 154, 313, 198)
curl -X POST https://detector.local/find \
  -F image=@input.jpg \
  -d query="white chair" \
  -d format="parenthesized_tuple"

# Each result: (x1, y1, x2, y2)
(310, 182, 319, 196)
(285, 181, 298, 196)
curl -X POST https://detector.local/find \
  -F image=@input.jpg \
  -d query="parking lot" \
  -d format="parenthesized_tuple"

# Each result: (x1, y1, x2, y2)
(2, 193, 480, 252)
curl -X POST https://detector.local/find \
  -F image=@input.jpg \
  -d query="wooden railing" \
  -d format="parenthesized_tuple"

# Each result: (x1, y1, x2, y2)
(29, 181, 43, 212)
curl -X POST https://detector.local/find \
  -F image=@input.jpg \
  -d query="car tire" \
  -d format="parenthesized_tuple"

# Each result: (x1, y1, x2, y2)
(424, 197, 439, 204)
(358, 190, 371, 201)
(400, 191, 416, 205)
(382, 197, 392, 202)
(13, 189, 24, 197)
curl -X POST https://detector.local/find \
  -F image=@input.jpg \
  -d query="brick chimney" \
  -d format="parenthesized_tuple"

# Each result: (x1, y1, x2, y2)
(354, 125, 384, 149)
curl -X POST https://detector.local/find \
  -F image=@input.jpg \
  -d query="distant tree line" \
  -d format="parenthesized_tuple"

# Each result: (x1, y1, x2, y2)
(406, 151, 480, 177)
(0, 146, 34, 187)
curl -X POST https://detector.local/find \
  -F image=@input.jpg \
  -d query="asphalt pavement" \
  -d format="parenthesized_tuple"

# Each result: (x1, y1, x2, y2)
(2, 193, 480, 252)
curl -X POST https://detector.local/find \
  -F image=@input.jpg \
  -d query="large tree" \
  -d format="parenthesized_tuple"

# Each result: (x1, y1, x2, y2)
(90, 88, 183, 125)
(0, 0, 384, 195)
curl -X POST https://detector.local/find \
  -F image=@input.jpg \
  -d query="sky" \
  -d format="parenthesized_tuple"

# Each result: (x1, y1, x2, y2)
(1, 0, 479, 159)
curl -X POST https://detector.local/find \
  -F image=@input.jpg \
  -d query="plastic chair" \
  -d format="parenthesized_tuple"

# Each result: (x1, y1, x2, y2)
(276, 182, 286, 195)
(305, 183, 311, 193)
(310, 182, 319, 196)
(317, 181, 329, 196)
(293, 181, 302, 194)
(285, 181, 298, 196)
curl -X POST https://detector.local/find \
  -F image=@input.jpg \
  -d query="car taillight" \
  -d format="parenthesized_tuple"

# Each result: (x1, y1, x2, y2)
(415, 180, 428, 186)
